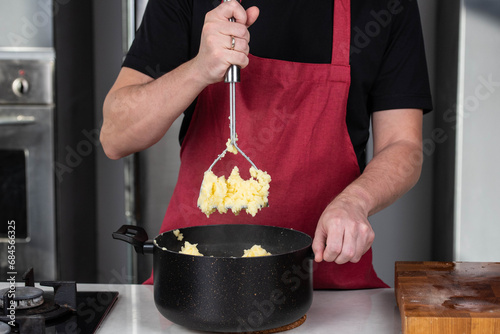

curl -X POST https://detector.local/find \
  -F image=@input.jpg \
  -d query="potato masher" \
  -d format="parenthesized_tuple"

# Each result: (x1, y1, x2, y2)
(197, 0, 269, 214)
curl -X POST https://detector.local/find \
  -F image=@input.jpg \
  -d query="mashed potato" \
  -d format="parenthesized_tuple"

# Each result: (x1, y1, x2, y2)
(177, 242, 271, 258)
(197, 166, 271, 217)
(242, 245, 272, 257)
(173, 229, 184, 241)
(179, 241, 203, 256)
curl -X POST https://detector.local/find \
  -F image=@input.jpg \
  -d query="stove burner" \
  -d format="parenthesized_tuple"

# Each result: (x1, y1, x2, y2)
(0, 290, 72, 323)
(0, 268, 119, 333)
(0, 322, 10, 334)
(0, 287, 44, 310)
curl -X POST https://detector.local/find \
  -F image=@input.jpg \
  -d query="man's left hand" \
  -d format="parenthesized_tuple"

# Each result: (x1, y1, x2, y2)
(312, 191, 374, 264)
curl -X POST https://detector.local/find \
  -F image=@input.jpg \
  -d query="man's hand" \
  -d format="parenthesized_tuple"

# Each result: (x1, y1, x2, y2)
(312, 189, 374, 264)
(193, 1, 259, 85)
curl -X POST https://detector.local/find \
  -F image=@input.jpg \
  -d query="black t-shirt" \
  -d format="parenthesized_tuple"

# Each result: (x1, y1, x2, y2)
(123, 0, 433, 169)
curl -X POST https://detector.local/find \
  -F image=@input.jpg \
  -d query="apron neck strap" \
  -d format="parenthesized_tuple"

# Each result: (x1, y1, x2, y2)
(331, 0, 351, 66)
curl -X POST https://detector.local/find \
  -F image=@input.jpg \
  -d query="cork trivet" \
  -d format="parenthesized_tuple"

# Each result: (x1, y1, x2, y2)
(230, 314, 307, 334)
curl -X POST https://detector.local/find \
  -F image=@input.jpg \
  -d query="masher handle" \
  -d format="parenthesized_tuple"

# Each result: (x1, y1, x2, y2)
(224, 0, 240, 83)
(225, 65, 240, 83)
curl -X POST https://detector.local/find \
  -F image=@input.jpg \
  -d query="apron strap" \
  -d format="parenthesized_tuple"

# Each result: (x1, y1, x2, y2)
(331, 0, 351, 66)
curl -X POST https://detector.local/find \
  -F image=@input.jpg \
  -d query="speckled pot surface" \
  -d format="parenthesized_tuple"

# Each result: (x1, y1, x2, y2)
(150, 224, 314, 332)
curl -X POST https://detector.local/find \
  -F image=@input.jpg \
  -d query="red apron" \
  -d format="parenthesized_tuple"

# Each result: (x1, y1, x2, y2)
(146, 0, 387, 289)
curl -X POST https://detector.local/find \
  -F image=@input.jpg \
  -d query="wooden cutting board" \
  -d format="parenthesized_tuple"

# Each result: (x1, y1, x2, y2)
(395, 261, 500, 334)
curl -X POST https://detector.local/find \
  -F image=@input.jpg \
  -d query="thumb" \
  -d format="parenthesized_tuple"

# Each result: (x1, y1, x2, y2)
(246, 6, 259, 27)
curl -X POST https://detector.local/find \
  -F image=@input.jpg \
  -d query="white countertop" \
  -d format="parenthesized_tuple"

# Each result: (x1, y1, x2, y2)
(77, 284, 402, 334)
(0, 283, 401, 333)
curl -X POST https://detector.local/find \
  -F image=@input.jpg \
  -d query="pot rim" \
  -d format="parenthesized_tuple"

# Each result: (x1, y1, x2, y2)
(152, 223, 313, 259)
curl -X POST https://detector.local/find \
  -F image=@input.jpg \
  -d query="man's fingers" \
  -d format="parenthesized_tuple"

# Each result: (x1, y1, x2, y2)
(220, 21, 250, 44)
(218, 0, 247, 24)
(246, 6, 260, 27)
(225, 49, 249, 68)
(323, 232, 344, 263)
(331, 231, 355, 265)
(312, 231, 326, 263)
(226, 36, 249, 55)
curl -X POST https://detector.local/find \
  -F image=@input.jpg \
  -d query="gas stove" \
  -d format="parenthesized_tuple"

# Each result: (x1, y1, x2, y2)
(0, 269, 118, 334)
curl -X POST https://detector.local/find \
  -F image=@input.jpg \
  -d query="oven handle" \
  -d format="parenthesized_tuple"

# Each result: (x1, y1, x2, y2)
(0, 115, 36, 125)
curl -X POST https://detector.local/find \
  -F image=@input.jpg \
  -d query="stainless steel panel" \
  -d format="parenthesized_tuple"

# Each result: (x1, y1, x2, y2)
(0, 59, 54, 104)
(0, 106, 56, 280)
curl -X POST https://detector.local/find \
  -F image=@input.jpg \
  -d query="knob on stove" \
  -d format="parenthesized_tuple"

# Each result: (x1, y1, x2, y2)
(12, 77, 30, 97)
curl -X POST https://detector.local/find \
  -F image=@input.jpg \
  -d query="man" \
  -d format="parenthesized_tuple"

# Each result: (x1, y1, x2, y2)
(101, 0, 432, 288)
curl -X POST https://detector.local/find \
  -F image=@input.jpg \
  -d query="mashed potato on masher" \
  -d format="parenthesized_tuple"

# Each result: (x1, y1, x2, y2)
(226, 138, 238, 154)
(197, 166, 271, 217)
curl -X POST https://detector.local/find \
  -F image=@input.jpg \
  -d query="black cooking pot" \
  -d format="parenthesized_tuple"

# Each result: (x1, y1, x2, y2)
(112, 224, 314, 332)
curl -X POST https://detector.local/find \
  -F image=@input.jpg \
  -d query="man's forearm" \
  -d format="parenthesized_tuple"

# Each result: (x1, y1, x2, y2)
(338, 138, 423, 218)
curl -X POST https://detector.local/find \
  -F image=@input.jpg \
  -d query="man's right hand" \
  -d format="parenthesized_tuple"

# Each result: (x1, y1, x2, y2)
(193, 1, 259, 85)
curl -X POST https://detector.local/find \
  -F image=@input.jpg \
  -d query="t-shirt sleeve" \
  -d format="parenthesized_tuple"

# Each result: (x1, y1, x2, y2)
(122, 0, 193, 79)
(369, 0, 433, 113)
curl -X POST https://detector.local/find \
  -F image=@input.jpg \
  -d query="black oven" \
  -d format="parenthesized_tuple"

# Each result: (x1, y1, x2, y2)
(0, 57, 56, 281)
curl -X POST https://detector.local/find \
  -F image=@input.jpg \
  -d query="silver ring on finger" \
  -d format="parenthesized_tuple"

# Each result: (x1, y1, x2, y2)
(230, 36, 235, 50)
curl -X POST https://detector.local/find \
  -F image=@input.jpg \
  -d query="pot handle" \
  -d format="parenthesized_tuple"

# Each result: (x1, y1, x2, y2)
(112, 225, 154, 254)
